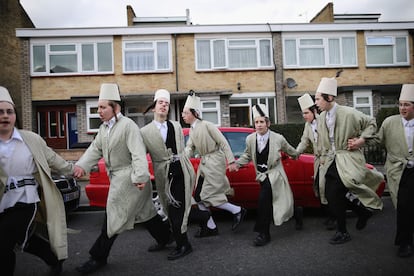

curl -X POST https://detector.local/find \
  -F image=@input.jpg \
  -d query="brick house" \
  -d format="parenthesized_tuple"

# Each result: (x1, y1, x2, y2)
(13, 3, 414, 156)
(0, 0, 34, 122)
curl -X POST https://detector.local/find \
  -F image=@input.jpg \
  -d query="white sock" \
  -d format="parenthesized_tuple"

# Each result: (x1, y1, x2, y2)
(217, 202, 241, 214)
(207, 217, 216, 229)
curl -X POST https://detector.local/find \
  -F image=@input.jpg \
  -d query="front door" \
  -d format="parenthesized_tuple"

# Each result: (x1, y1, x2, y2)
(67, 112, 78, 148)
(37, 106, 76, 149)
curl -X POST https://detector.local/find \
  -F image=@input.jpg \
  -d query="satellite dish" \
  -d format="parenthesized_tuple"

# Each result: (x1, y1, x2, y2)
(286, 78, 297, 88)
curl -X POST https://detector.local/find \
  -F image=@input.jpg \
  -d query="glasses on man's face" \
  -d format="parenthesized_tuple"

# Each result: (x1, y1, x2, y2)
(181, 111, 191, 116)
(0, 109, 15, 115)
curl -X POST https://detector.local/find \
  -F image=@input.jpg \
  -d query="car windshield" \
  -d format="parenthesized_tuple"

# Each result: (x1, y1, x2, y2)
(184, 131, 249, 158)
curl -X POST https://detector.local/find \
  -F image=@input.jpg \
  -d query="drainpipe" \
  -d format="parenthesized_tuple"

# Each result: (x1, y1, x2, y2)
(267, 23, 279, 123)
(174, 34, 179, 92)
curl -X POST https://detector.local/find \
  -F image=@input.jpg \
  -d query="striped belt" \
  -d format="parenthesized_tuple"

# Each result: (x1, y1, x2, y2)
(5, 178, 37, 193)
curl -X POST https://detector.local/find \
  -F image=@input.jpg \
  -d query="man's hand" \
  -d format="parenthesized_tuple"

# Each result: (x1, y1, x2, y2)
(228, 162, 240, 172)
(73, 165, 86, 178)
(135, 182, 146, 190)
(347, 137, 365, 151)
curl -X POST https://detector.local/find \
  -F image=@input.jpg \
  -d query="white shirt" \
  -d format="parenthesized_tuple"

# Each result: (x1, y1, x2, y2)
(154, 120, 168, 142)
(0, 128, 39, 213)
(326, 103, 338, 150)
(402, 117, 414, 153)
(311, 119, 318, 143)
(257, 130, 270, 153)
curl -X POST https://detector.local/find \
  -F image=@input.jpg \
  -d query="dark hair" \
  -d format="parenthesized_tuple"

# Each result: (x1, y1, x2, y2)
(190, 108, 202, 120)
(108, 100, 121, 122)
(143, 101, 156, 115)
(321, 94, 334, 103)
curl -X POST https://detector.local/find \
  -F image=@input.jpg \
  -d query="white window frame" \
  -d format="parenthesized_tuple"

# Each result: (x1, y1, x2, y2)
(122, 37, 172, 73)
(30, 37, 113, 76)
(282, 32, 357, 69)
(200, 98, 221, 126)
(364, 31, 409, 67)
(195, 34, 273, 71)
(86, 100, 100, 133)
(353, 90, 373, 117)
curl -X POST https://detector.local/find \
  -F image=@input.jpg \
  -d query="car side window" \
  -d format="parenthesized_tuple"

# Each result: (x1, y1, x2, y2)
(223, 132, 249, 158)
(184, 131, 249, 158)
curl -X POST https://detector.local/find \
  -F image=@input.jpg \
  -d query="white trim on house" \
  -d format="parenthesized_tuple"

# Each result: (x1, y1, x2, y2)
(16, 22, 414, 38)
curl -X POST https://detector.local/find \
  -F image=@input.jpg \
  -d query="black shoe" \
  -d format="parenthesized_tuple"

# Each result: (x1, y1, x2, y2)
(329, 231, 351, 245)
(194, 226, 219, 238)
(356, 208, 373, 230)
(397, 244, 413, 258)
(232, 207, 247, 231)
(254, 233, 271, 246)
(76, 259, 107, 275)
(324, 217, 337, 231)
(294, 206, 304, 230)
(167, 244, 193, 260)
(49, 260, 64, 276)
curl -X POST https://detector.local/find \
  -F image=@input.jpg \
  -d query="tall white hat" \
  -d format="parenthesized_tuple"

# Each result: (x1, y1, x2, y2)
(399, 84, 414, 102)
(0, 86, 14, 105)
(252, 104, 268, 119)
(184, 91, 200, 110)
(99, 83, 121, 101)
(316, 77, 337, 96)
(154, 89, 170, 103)
(298, 93, 315, 111)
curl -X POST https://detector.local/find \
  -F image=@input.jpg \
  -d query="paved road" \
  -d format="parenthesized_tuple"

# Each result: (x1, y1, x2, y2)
(15, 196, 414, 276)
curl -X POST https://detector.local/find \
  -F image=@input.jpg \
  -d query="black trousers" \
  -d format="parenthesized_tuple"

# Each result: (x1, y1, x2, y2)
(0, 202, 59, 276)
(89, 212, 170, 261)
(254, 177, 273, 235)
(168, 162, 189, 247)
(325, 160, 369, 233)
(395, 167, 414, 246)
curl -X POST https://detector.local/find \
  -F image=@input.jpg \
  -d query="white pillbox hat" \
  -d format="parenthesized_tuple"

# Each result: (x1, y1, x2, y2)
(99, 83, 121, 101)
(399, 84, 414, 102)
(316, 77, 337, 96)
(298, 93, 314, 111)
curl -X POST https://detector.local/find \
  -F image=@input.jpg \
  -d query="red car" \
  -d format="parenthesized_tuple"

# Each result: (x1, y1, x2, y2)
(85, 127, 385, 209)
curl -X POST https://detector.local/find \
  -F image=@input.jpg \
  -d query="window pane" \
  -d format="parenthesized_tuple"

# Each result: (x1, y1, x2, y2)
(82, 44, 94, 71)
(59, 111, 65, 137)
(367, 37, 393, 45)
(203, 102, 217, 108)
(259, 40, 271, 66)
(328, 39, 340, 64)
(230, 99, 248, 104)
(229, 40, 255, 46)
(97, 42, 112, 71)
(342, 37, 356, 65)
(39, 112, 46, 137)
(157, 42, 169, 69)
(284, 40, 297, 65)
(229, 48, 257, 68)
(396, 37, 407, 63)
(33, 45, 46, 72)
(50, 54, 77, 73)
(49, 111, 57, 137)
(356, 107, 371, 115)
(125, 50, 154, 71)
(367, 45, 393, 64)
(299, 48, 324, 66)
(213, 40, 226, 67)
(197, 40, 211, 69)
(300, 39, 323, 46)
(89, 118, 101, 129)
(356, 97, 369, 104)
(203, 111, 218, 124)
(50, 44, 76, 51)
(89, 106, 98, 114)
